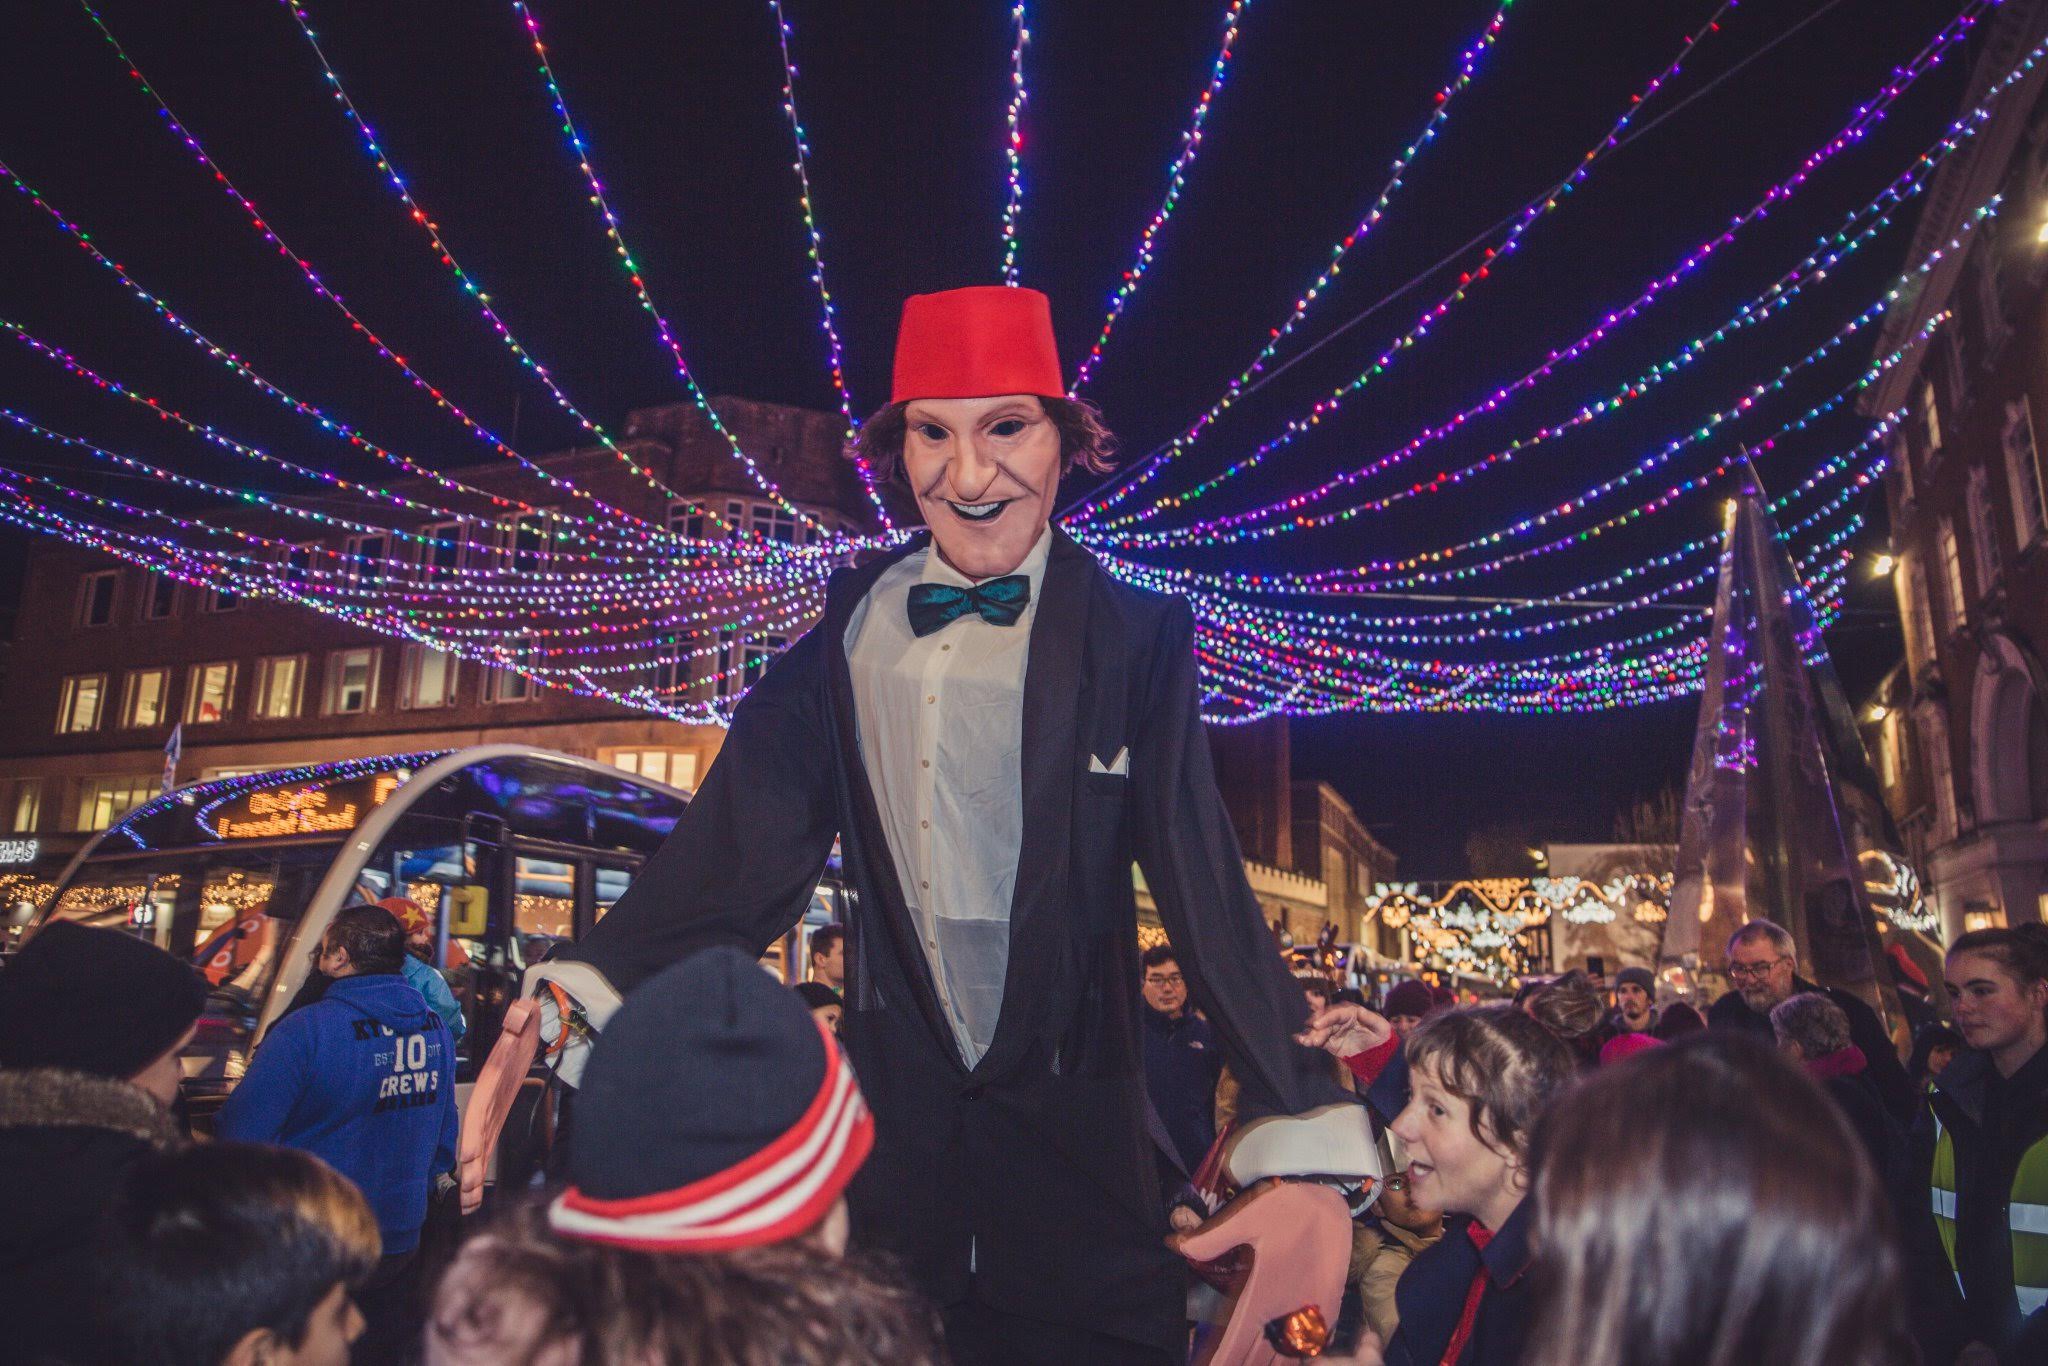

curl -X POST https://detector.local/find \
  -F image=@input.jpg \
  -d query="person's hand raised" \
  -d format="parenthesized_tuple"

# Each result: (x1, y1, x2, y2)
(1294, 1002, 1394, 1057)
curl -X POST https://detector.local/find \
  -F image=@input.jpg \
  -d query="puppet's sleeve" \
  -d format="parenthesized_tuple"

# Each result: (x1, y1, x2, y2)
(562, 627, 839, 998)
(1130, 598, 1349, 1121)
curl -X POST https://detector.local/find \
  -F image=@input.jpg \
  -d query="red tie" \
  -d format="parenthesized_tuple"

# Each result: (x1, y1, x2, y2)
(1439, 1223, 1496, 1366)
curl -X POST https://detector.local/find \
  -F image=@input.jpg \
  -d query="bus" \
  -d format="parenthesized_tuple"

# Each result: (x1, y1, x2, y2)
(22, 745, 847, 1113)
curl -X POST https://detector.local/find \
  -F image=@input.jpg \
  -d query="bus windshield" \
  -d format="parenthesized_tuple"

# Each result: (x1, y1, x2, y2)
(49, 841, 341, 1006)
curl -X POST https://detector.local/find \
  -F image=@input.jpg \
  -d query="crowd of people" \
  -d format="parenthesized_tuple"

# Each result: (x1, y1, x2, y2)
(0, 904, 2041, 1363)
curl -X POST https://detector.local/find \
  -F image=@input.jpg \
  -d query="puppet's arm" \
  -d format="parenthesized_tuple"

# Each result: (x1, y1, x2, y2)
(530, 628, 840, 1082)
(1130, 599, 1349, 1122)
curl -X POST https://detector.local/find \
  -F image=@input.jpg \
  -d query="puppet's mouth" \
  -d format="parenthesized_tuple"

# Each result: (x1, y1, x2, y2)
(945, 498, 1013, 523)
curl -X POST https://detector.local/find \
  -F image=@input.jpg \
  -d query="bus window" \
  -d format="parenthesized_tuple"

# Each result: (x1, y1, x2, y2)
(592, 864, 634, 924)
(513, 856, 574, 968)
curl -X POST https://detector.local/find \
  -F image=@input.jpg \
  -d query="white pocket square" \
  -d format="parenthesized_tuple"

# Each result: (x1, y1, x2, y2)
(1088, 747, 1130, 776)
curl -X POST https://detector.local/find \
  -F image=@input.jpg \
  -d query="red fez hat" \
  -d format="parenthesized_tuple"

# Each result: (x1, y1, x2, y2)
(891, 286, 1064, 403)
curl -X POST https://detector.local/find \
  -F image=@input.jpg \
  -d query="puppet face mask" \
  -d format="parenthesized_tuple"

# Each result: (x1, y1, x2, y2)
(903, 394, 1061, 580)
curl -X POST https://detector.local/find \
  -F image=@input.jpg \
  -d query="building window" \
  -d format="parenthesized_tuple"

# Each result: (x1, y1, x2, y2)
(2003, 398, 2048, 549)
(77, 571, 118, 628)
(204, 585, 241, 613)
(252, 655, 305, 720)
(285, 544, 316, 578)
(718, 635, 788, 699)
(420, 522, 465, 578)
(1966, 468, 2004, 593)
(142, 574, 178, 621)
(603, 747, 699, 790)
(1976, 242, 2011, 351)
(1917, 378, 1944, 461)
(183, 662, 237, 724)
(57, 674, 107, 734)
(12, 779, 41, 834)
(752, 503, 802, 545)
(345, 534, 387, 584)
(72, 776, 155, 833)
(495, 516, 553, 574)
(323, 648, 380, 715)
(484, 658, 534, 703)
(668, 501, 712, 541)
(1921, 709, 1958, 843)
(1891, 428, 1916, 506)
(1899, 559, 1938, 676)
(120, 668, 170, 728)
(401, 645, 460, 709)
(1938, 518, 1968, 634)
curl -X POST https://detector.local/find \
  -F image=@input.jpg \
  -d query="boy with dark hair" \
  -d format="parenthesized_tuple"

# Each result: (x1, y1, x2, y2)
(809, 922, 847, 993)
(218, 903, 454, 1358)
(103, 1143, 380, 1366)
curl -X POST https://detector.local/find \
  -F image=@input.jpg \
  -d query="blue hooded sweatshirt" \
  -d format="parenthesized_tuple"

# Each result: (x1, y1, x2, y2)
(217, 973, 456, 1254)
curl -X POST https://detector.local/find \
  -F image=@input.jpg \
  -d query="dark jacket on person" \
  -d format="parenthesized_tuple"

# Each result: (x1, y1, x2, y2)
(1708, 976, 1915, 1120)
(1912, 1044, 2048, 1364)
(559, 530, 1348, 1356)
(1141, 1003, 1224, 1174)
(217, 972, 456, 1254)
(1807, 1044, 1912, 1209)
(0, 1068, 183, 1364)
(1383, 1200, 1536, 1366)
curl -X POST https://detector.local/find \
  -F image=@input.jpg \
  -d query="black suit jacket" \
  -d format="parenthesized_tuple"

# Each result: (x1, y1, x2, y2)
(567, 529, 1345, 1349)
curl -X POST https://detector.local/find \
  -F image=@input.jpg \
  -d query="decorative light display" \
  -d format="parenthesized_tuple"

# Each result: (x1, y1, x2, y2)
(0, 0, 2014, 727)
(1068, 0, 1261, 391)
(1076, 0, 1989, 523)
(1075, 0, 1516, 398)
(1001, 3, 1030, 285)
(765, 0, 890, 525)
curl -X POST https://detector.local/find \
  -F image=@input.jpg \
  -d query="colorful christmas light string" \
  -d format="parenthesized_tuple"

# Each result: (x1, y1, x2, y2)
(1075, 0, 1988, 525)
(1097, 9, 2030, 540)
(1001, 2, 1029, 285)
(1072, 0, 1515, 397)
(1068, 0, 1262, 390)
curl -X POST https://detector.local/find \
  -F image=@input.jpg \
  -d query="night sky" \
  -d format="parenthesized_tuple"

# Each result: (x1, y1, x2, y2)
(0, 1, 1964, 871)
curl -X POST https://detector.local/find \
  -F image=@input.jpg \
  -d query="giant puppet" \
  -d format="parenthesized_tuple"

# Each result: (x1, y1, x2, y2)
(503, 287, 1347, 1361)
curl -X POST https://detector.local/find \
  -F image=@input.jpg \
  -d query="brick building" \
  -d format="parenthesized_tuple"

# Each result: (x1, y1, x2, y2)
(1862, 0, 2048, 937)
(0, 396, 885, 881)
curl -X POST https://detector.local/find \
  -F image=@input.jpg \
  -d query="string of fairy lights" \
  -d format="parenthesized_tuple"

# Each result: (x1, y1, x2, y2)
(0, 0, 2016, 721)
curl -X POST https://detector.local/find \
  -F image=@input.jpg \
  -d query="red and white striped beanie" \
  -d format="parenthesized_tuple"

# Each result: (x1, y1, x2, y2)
(548, 946, 874, 1252)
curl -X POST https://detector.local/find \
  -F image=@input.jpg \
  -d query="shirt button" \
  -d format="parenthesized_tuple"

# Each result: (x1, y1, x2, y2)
(927, 695, 936, 704)
(921, 819, 930, 829)
(921, 759, 930, 768)
(942, 644, 951, 651)
(920, 880, 930, 890)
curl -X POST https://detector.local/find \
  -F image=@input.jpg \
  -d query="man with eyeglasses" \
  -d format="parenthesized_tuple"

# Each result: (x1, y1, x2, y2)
(1707, 918, 1915, 1120)
(1139, 944, 1223, 1179)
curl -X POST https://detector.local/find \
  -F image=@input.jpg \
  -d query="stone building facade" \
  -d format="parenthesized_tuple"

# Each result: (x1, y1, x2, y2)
(1863, 1, 2048, 937)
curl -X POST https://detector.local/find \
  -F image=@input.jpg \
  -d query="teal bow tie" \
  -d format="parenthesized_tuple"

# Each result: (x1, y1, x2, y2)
(906, 575, 1031, 637)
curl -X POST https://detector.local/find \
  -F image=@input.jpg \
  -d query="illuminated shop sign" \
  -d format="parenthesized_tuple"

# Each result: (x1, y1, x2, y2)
(212, 774, 401, 840)
(0, 839, 40, 865)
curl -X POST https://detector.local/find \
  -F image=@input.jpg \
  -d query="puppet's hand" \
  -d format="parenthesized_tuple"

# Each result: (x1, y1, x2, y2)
(522, 961, 623, 1089)
(1294, 1003, 1393, 1058)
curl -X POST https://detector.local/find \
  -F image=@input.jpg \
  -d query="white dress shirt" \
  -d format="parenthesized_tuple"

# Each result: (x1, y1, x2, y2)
(844, 528, 1050, 1067)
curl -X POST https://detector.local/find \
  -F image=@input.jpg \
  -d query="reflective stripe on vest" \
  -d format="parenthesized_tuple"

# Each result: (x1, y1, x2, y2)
(1934, 1115, 2048, 1316)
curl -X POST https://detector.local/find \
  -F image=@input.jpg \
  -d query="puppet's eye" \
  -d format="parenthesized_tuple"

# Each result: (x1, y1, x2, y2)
(915, 423, 948, 442)
(989, 418, 1027, 438)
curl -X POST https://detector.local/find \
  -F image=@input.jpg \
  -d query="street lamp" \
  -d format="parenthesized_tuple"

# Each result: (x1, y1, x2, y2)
(1871, 552, 1896, 576)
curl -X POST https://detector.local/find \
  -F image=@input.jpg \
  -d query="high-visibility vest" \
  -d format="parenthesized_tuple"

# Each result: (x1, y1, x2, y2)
(1932, 1116, 2048, 1316)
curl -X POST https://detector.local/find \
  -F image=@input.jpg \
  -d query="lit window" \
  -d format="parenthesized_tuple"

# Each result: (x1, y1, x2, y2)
(120, 668, 170, 728)
(57, 674, 106, 734)
(1938, 518, 1968, 632)
(78, 571, 118, 628)
(401, 645, 460, 709)
(668, 501, 711, 541)
(1921, 709, 1958, 843)
(1898, 559, 1937, 676)
(12, 779, 41, 834)
(184, 662, 237, 724)
(1917, 379, 1943, 459)
(603, 748, 699, 790)
(324, 648, 379, 715)
(142, 574, 178, 621)
(252, 656, 304, 720)
(752, 503, 802, 545)
(2003, 399, 2048, 548)
(72, 775, 156, 832)
(1878, 715, 1901, 790)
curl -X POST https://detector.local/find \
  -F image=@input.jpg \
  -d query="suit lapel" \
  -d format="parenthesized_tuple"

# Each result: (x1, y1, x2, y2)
(973, 528, 1093, 1080)
(823, 536, 959, 1061)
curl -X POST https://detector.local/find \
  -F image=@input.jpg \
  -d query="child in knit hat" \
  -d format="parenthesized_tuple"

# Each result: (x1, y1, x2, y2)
(425, 945, 942, 1364)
